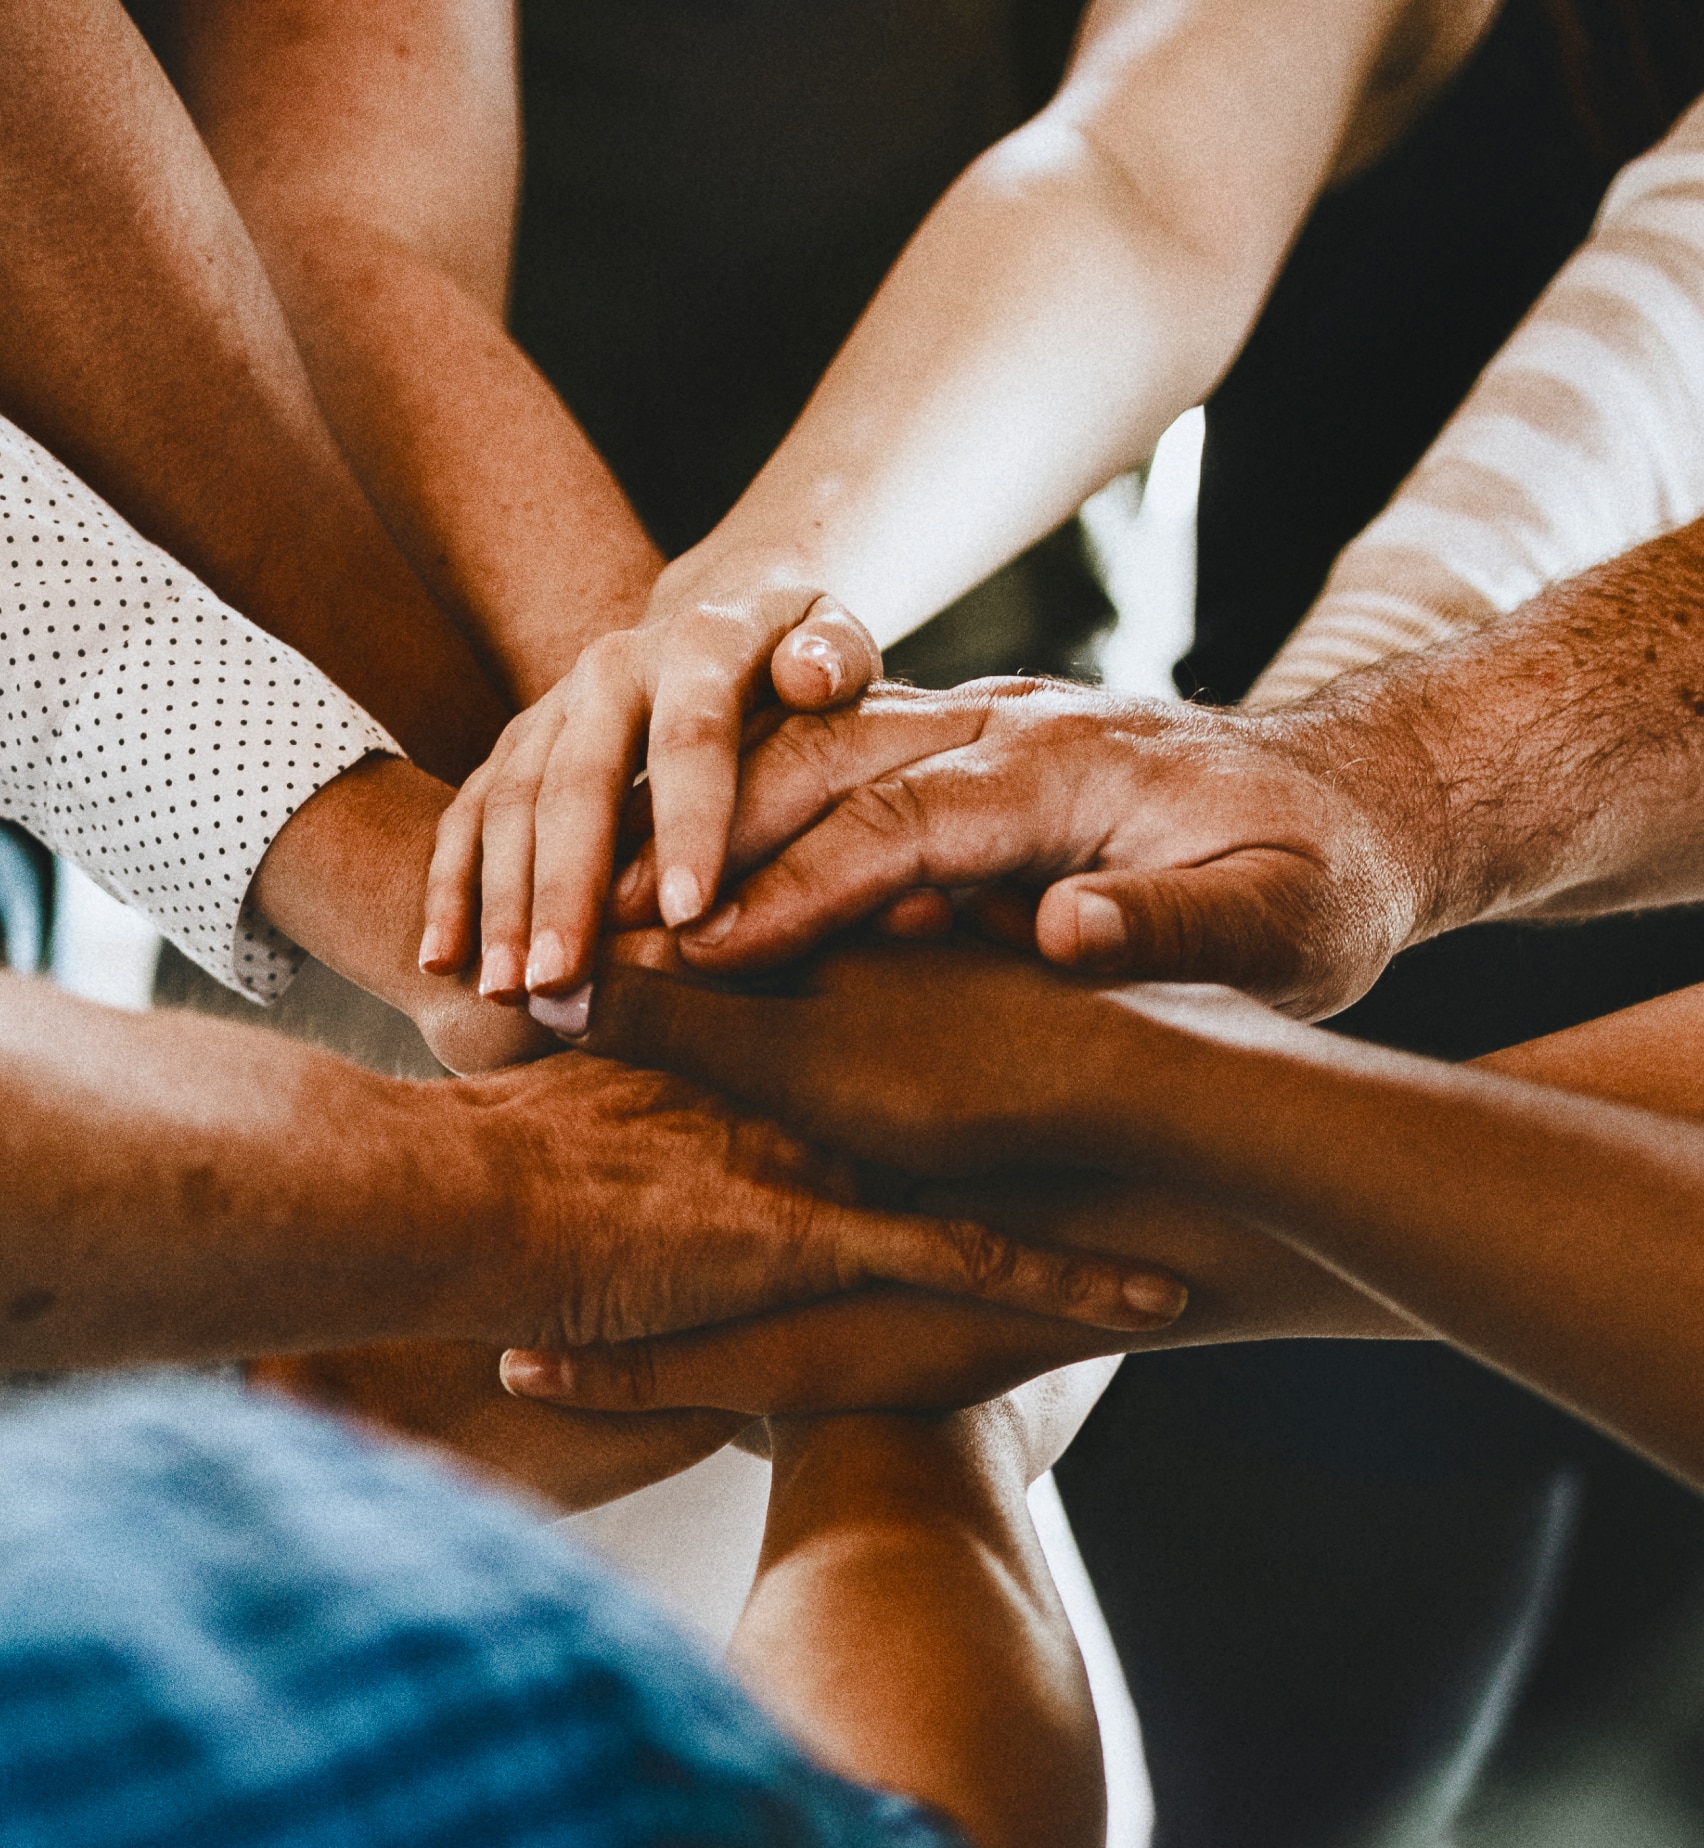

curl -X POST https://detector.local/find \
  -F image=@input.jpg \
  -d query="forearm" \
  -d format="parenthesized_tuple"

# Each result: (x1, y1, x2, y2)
(670, 0, 1398, 648)
(176, 0, 660, 707)
(0, 0, 505, 781)
(734, 1409, 1103, 1848)
(252, 757, 553, 1073)
(1080, 985, 1704, 1484)
(0, 971, 518, 1368)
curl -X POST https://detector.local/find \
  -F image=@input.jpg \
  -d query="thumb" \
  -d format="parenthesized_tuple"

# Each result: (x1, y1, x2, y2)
(1035, 849, 1341, 1014)
(769, 595, 882, 711)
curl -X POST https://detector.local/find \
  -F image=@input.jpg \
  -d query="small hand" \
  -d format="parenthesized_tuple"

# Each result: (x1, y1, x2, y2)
(416, 557, 881, 1004)
(612, 678, 1428, 1021)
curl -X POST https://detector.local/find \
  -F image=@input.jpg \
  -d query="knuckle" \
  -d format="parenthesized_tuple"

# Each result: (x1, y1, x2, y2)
(947, 1221, 1021, 1294)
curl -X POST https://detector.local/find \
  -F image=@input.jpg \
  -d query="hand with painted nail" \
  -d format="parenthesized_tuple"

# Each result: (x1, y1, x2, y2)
(618, 677, 1429, 1023)
(415, 554, 881, 1008)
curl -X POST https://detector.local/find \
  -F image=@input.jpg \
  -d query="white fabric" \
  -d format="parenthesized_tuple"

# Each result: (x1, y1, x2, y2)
(1249, 93, 1704, 709)
(0, 416, 399, 999)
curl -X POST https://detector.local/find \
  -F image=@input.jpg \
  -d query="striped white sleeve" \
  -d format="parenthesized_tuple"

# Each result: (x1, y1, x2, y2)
(1247, 93, 1704, 710)
(0, 416, 402, 1000)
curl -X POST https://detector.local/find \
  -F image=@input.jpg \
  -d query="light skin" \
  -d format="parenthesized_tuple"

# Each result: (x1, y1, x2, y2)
(417, 0, 1502, 1001)
(576, 515, 1704, 1023)
(520, 941, 1704, 1492)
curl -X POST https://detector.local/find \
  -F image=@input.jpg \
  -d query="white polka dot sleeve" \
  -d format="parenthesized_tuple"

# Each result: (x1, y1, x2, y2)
(0, 416, 402, 1001)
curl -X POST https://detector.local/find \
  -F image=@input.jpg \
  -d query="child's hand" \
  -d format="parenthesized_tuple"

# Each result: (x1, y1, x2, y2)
(416, 560, 880, 1002)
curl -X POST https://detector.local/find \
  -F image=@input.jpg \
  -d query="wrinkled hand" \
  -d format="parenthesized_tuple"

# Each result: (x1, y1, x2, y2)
(613, 678, 1432, 1021)
(417, 554, 881, 1004)
(500, 1169, 1412, 1417)
(468, 1042, 1186, 1350)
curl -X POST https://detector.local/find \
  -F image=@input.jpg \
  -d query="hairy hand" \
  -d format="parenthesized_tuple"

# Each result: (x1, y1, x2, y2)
(612, 678, 1430, 1021)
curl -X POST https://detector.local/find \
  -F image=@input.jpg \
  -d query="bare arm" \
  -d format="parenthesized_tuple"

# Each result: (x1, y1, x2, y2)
(173, 0, 661, 707)
(734, 1373, 1117, 1848)
(415, 0, 1470, 1003)
(542, 945, 1704, 1494)
(0, 0, 506, 781)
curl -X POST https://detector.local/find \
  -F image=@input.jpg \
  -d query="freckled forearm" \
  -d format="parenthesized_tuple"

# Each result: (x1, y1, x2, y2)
(1280, 518, 1704, 940)
(0, 971, 509, 1369)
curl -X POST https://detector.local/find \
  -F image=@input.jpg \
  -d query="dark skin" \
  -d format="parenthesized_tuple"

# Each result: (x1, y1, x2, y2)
(513, 941, 1704, 1492)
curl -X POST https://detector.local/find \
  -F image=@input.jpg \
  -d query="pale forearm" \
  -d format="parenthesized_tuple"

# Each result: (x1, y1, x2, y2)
(675, 0, 1397, 649)
(0, 972, 513, 1368)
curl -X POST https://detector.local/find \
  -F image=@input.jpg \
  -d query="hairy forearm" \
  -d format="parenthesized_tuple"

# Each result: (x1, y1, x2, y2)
(1281, 517, 1704, 937)
(0, 971, 519, 1368)
(0, 0, 504, 781)
(252, 757, 553, 1073)
(1082, 983, 1704, 1485)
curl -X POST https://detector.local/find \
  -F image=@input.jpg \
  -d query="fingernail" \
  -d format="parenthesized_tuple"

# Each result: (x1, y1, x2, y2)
(418, 922, 454, 972)
(1074, 891, 1128, 960)
(793, 632, 845, 699)
(614, 857, 647, 905)
(478, 943, 526, 1000)
(528, 981, 593, 1037)
(500, 1350, 572, 1397)
(658, 866, 705, 928)
(684, 901, 740, 949)
(525, 929, 571, 993)
(1123, 1275, 1188, 1324)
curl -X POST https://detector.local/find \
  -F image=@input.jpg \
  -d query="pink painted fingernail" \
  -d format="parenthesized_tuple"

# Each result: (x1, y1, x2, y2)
(418, 922, 454, 972)
(658, 866, 705, 928)
(528, 981, 593, 1037)
(1074, 891, 1128, 960)
(525, 929, 571, 993)
(683, 901, 740, 949)
(792, 632, 845, 699)
(500, 1350, 573, 1396)
(478, 943, 527, 1000)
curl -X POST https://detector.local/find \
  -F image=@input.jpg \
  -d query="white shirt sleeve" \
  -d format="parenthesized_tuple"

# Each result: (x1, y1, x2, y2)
(0, 416, 402, 1001)
(1247, 93, 1704, 709)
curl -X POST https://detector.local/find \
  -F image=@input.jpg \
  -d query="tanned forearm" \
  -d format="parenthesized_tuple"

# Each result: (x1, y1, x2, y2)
(173, 0, 661, 706)
(0, 0, 505, 779)
(1286, 516, 1704, 938)
(0, 969, 518, 1368)
(1072, 980, 1704, 1487)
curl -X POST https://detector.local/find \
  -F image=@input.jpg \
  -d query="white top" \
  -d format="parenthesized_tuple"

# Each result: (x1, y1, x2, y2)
(0, 416, 399, 999)
(1250, 92, 1704, 708)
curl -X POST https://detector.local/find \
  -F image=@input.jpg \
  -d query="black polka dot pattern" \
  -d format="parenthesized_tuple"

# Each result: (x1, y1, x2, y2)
(0, 418, 400, 1000)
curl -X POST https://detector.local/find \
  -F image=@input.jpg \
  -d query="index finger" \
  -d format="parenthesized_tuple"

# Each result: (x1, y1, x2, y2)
(500, 1290, 1130, 1415)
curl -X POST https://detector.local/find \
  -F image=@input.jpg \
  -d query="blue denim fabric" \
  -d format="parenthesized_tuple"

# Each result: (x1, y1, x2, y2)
(0, 1380, 958, 1848)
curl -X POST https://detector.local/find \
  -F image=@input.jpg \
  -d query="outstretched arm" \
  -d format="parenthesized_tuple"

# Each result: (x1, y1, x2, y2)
(562, 942, 1704, 1487)
(416, 0, 1457, 1002)
(171, 0, 661, 708)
